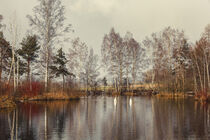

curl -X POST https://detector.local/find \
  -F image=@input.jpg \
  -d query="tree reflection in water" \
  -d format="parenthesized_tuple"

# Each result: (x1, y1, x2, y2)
(0, 97, 210, 140)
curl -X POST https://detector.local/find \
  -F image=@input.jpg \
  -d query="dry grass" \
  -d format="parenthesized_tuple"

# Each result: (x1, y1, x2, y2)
(110, 92, 121, 96)
(26, 92, 86, 101)
(124, 92, 134, 96)
(132, 83, 159, 89)
(0, 95, 16, 109)
(194, 94, 210, 102)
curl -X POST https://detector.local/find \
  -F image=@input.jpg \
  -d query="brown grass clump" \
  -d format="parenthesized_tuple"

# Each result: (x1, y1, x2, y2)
(0, 95, 16, 109)
(27, 91, 85, 101)
(124, 92, 134, 96)
(194, 90, 210, 102)
(111, 92, 121, 96)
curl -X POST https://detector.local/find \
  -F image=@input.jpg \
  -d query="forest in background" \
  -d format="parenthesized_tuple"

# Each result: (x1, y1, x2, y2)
(0, 0, 209, 101)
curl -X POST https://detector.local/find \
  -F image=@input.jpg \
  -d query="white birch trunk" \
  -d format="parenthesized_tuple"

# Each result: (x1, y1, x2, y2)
(30, 67, 32, 91)
(16, 57, 19, 87)
(13, 50, 16, 92)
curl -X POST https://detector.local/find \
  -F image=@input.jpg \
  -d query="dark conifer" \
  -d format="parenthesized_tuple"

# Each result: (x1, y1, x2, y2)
(50, 48, 72, 90)
(18, 35, 40, 81)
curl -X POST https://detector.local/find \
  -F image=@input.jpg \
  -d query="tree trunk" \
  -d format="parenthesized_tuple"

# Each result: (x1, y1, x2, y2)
(7, 59, 14, 85)
(27, 59, 30, 81)
(30, 69, 32, 91)
(62, 74, 65, 91)
(132, 61, 136, 93)
(45, 6, 50, 92)
(115, 78, 118, 92)
(194, 52, 203, 91)
(44, 48, 49, 92)
(13, 50, 16, 93)
(0, 58, 2, 82)
(182, 72, 185, 93)
(193, 69, 198, 95)
(86, 74, 88, 93)
(205, 56, 210, 93)
(119, 65, 123, 93)
(204, 60, 206, 92)
(126, 70, 129, 91)
(17, 57, 19, 88)
(44, 62, 48, 92)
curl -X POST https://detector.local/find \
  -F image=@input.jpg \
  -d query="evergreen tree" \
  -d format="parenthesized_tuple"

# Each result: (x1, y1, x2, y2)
(18, 35, 40, 81)
(0, 32, 12, 81)
(50, 48, 71, 90)
(102, 77, 107, 92)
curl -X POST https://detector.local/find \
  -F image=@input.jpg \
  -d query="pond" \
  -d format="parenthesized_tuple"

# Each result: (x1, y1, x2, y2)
(0, 96, 210, 140)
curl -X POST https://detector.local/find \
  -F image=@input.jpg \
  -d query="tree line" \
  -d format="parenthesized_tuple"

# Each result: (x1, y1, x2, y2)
(143, 26, 210, 96)
(0, 0, 209, 96)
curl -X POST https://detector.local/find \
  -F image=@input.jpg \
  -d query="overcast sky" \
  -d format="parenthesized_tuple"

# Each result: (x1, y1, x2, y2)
(1, 0, 210, 54)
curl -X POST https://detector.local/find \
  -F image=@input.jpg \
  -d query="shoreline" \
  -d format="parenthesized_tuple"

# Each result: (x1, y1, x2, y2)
(0, 92, 86, 109)
(0, 91, 209, 109)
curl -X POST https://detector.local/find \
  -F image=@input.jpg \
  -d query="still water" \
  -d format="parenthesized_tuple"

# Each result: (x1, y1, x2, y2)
(0, 96, 210, 140)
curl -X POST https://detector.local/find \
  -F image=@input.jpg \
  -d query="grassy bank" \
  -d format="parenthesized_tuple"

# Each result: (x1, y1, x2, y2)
(17, 92, 86, 101)
(0, 91, 86, 109)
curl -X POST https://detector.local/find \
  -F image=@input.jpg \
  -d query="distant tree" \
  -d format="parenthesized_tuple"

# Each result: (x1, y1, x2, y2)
(68, 37, 88, 85)
(81, 48, 100, 92)
(27, 0, 73, 91)
(190, 37, 210, 95)
(102, 77, 107, 92)
(18, 35, 40, 81)
(50, 48, 71, 90)
(101, 28, 125, 93)
(124, 32, 145, 91)
(143, 27, 189, 93)
(123, 32, 133, 90)
(202, 24, 210, 90)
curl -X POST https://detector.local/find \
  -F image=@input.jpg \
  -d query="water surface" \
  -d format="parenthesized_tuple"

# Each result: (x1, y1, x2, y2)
(0, 96, 210, 140)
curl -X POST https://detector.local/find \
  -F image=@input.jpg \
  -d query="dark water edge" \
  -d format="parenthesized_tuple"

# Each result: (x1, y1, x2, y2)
(0, 96, 210, 140)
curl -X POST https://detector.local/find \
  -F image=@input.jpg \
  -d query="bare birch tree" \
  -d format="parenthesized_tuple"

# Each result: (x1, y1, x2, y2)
(81, 48, 100, 92)
(143, 27, 189, 93)
(202, 24, 210, 92)
(68, 37, 88, 87)
(124, 32, 145, 91)
(101, 28, 125, 93)
(7, 14, 21, 93)
(27, 0, 72, 91)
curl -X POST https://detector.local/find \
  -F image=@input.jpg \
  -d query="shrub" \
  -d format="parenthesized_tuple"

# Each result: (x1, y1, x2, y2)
(18, 81, 44, 97)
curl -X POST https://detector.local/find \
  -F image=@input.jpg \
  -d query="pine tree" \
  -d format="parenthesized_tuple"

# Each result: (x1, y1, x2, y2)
(18, 35, 40, 81)
(50, 48, 71, 90)
(0, 32, 12, 81)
